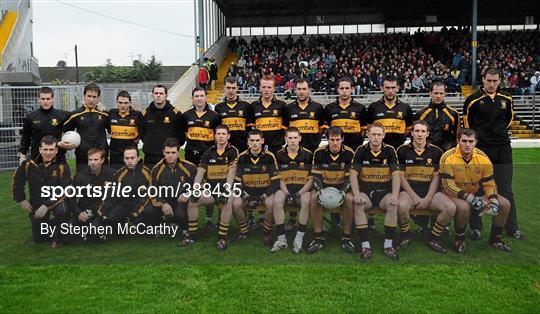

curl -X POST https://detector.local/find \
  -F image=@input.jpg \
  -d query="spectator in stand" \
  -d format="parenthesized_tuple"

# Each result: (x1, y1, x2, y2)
(412, 74, 426, 93)
(530, 71, 540, 94)
(508, 72, 524, 95)
(209, 59, 218, 90)
(403, 78, 413, 93)
(198, 64, 209, 90)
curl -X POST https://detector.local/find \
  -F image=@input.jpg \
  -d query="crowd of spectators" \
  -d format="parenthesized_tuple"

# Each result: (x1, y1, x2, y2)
(225, 27, 539, 96)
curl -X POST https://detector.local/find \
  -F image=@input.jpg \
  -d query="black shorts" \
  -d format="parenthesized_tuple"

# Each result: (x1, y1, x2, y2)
(366, 190, 390, 208)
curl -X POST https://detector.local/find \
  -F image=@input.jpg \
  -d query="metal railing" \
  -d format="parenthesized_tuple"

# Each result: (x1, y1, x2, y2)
(0, 85, 155, 170)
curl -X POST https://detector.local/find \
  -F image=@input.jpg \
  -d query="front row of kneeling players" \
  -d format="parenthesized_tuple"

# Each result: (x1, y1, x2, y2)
(13, 122, 511, 259)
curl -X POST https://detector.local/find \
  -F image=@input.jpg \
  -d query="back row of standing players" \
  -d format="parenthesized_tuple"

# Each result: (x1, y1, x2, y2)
(18, 67, 521, 253)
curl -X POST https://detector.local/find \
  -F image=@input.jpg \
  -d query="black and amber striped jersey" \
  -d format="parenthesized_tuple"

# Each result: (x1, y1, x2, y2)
(234, 150, 281, 196)
(415, 102, 460, 151)
(249, 98, 287, 150)
(283, 100, 325, 151)
(214, 98, 251, 152)
(323, 100, 367, 151)
(463, 87, 514, 146)
(149, 158, 196, 206)
(397, 143, 443, 198)
(366, 98, 413, 149)
(108, 107, 143, 158)
(352, 143, 399, 193)
(275, 147, 313, 194)
(182, 106, 222, 155)
(63, 105, 109, 159)
(199, 144, 239, 189)
(311, 145, 355, 189)
(439, 147, 497, 199)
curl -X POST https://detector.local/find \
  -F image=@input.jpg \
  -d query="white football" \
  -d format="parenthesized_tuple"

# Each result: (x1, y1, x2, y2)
(318, 187, 344, 209)
(61, 131, 81, 148)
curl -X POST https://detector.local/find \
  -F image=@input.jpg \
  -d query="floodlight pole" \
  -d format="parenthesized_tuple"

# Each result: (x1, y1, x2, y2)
(194, 0, 198, 64)
(198, 0, 205, 67)
(471, 0, 478, 87)
(74, 44, 79, 84)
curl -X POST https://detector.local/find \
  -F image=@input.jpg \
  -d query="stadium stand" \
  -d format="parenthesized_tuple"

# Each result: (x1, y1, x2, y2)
(225, 29, 539, 95)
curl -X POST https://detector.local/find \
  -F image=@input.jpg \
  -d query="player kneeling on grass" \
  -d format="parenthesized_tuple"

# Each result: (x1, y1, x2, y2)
(350, 123, 402, 261)
(69, 148, 115, 241)
(396, 121, 456, 253)
(440, 128, 511, 253)
(97, 146, 151, 238)
(180, 125, 239, 249)
(136, 138, 195, 243)
(308, 126, 355, 254)
(12, 135, 72, 248)
(273, 127, 314, 253)
(231, 130, 284, 250)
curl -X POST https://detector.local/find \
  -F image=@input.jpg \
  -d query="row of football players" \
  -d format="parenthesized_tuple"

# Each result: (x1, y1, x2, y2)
(13, 121, 511, 260)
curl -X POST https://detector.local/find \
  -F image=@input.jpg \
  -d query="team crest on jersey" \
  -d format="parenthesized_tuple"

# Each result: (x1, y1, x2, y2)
(300, 162, 305, 167)
(205, 121, 210, 127)
(98, 115, 102, 120)
(262, 165, 267, 171)
(444, 124, 450, 131)
(51, 119, 58, 126)
(273, 110, 278, 116)
(310, 112, 315, 118)
(341, 162, 345, 169)
(80, 116, 85, 121)
(397, 112, 403, 118)
(501, 102, 507, 109)
(351, 112, 356, 118)
(180, 176, 185, 182)
(164, 117, 170, 123)
(52, 170, 57, 177)
(427, 158, 432, 165)
(383, 159, 387, 164)
(239, 110, 243, 116)
(129, 119, 135, 125)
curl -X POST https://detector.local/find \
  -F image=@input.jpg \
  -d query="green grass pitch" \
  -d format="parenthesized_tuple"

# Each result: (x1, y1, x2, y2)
(1, 149, 539, 312)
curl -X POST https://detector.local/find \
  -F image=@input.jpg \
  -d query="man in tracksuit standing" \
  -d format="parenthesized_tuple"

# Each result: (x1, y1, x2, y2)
(140, 84, 184, 169)
(63, 83, 109, 173)
(463, 67, 523, 240)
(415, 81, 460, 151)
(19, 86, 70, 164)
